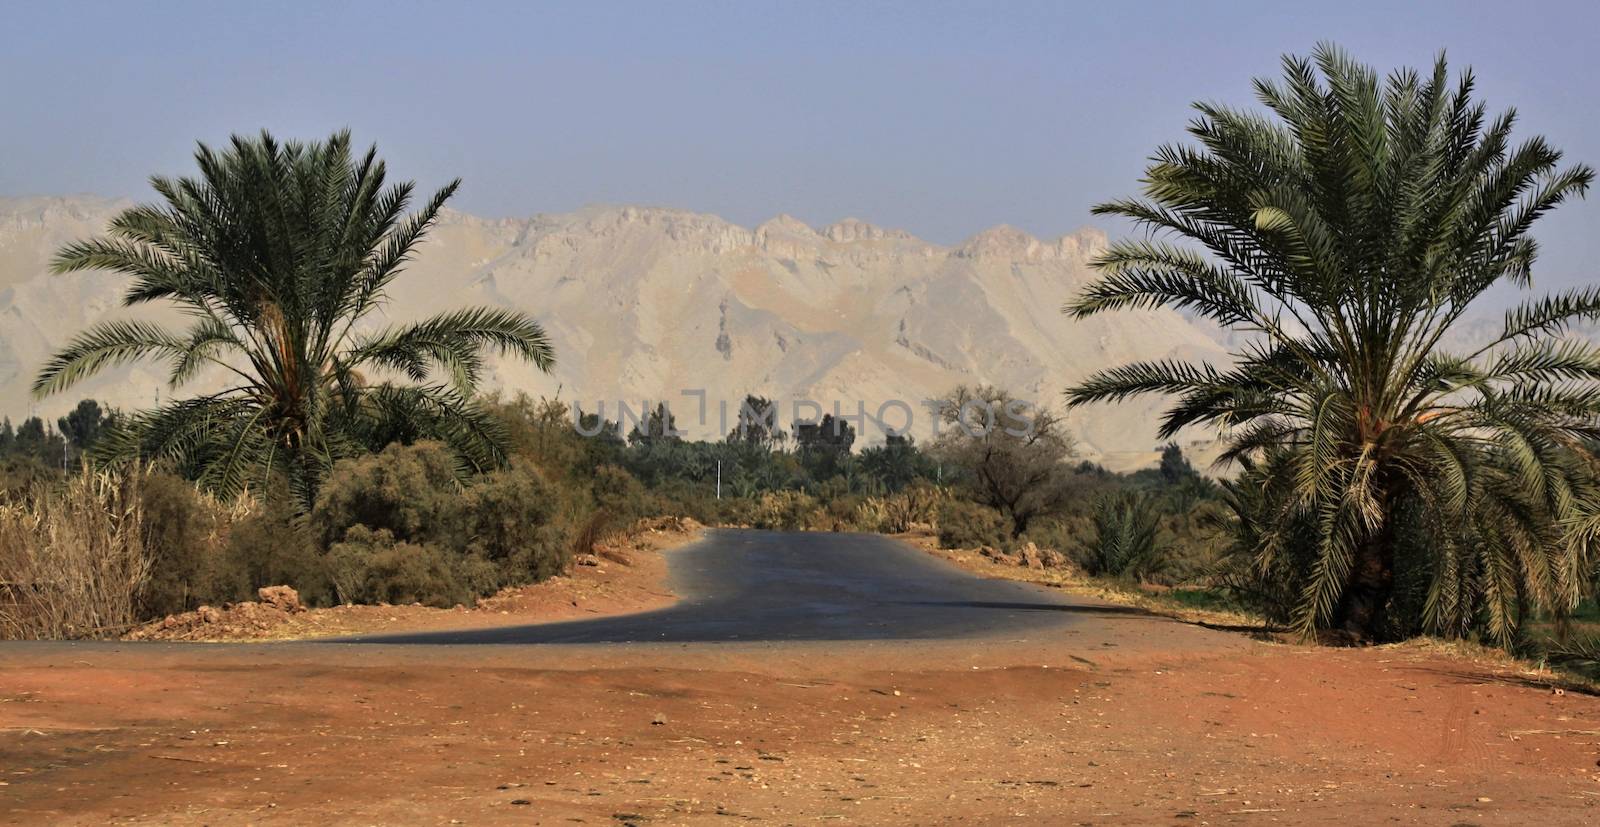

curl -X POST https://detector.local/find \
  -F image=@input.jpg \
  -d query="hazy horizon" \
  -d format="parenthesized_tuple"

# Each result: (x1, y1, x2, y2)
(4, 1, 1598, 301)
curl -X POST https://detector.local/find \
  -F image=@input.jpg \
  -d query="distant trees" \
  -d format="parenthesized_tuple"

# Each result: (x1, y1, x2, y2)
(727, 395, 784, 448)
(0, 417, 63, 465)
(794, 413, 855, 479)
(0, 401, 113, 492)
(58, 399, 115, 464)
(628, 402, 682, 447)
(0, 403, 112, 470)
(859, 435, 925, 493)
(1157, 443, 1197, 486)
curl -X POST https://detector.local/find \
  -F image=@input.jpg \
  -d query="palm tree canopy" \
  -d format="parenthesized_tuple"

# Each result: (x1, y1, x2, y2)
(35, 130, 555, 507)
(1065, 45, 1600, 642)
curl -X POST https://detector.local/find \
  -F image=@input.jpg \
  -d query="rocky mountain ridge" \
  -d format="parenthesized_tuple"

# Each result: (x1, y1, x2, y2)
(0, 196, 1229, 469)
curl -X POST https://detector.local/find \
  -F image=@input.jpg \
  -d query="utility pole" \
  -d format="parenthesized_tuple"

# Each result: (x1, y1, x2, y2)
(716, 459, 722, 500)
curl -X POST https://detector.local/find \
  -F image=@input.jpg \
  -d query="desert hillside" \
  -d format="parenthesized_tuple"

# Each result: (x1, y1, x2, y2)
(0, 197, 1233, 469)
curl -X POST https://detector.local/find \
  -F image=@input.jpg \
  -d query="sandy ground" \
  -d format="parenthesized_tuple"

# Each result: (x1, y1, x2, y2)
(3, 530, 1600, 825)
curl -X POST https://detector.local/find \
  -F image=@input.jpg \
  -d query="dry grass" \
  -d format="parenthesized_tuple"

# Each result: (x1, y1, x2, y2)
(0, 470, 151, 640)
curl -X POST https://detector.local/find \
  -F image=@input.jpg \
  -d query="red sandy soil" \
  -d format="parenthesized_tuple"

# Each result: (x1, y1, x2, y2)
(3, 531, 1599, 825)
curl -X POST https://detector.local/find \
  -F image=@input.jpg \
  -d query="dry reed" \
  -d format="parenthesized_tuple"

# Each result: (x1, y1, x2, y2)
(0, 470, 151, 639)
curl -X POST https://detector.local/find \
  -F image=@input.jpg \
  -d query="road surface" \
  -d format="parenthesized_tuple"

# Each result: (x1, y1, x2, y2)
(352, 529, 1120, 644)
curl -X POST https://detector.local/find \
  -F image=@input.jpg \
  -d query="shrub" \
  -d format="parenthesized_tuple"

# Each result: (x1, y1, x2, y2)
(592, 464, 650, 520)
(309, 442, 575, 605)
(1076, 491, 1170, 582)
(885, 483, 945, 533)
(138, 471, 249, 616)
(458, 463, 572, 583)
(0, 456, 59, 498)
(644, 477, 724, 525)
(228, 492, 329, 605)
(749, 490, 819, 530)
(853, 497, 890, 532)
(326, 526, 470, 608)
(0, 470, 149, 639)
(1206, 471, 1315, 625)
(1022, 514, 1091, 560)
(811, 493, 866, 532)
(311, 441, 461, 548)
(936, 499, 1008, 550)
(572, 464, 654, 552)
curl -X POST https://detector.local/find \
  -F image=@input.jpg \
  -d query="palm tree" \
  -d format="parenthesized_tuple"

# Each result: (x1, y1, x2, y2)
(34, 130, 554, 508)
(1082, 491, 1170, 582)
(1065, 45, 1600, 642)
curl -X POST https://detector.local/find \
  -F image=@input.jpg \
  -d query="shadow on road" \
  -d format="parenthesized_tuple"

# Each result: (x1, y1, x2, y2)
(894, 600, 1159, 616)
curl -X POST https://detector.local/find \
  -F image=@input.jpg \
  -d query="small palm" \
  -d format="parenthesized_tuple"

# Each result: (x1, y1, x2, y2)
(34, 130, 554, 508)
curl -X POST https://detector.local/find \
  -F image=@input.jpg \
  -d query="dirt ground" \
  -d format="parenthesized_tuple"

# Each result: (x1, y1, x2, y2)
(4, 531, 1600, 825)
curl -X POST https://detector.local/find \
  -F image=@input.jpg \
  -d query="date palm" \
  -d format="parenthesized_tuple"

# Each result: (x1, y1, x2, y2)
(34, 130, 554, 509)
(1065, 45, 1600, 642)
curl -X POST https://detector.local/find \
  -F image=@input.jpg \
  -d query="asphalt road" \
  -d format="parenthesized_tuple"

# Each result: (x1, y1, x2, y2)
(352, 529, 1098, 644)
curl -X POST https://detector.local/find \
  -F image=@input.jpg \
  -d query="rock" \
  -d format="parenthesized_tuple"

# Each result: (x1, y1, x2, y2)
(651, 713, 668, 726)
(196, 605, 222, 624)
(978, 546, 1011, 563)
(256, 585, 303, 613)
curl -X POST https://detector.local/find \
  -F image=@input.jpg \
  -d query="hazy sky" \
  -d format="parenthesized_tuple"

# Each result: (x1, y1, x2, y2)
(2, 1, 1596, 296)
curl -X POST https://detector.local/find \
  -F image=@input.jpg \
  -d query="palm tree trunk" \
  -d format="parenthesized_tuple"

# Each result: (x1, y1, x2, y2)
(1336, 520, 1395, 640)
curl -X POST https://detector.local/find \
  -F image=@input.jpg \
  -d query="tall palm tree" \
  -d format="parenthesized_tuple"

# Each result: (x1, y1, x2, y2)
(1065, 45, 1600, 642)
(34, 130, 554, 508)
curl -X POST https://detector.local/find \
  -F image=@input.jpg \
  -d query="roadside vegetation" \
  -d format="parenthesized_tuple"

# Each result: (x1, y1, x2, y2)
(0, 384, 1240, 638)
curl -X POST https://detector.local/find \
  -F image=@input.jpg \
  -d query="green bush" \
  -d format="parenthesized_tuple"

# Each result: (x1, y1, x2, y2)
(139, 471, 248, 616)
(1022, 514, 1091, 558)
(1076, 491, 1170, 582)
(459, 463, 572, 582)
(571, 464, 657, 553)
(228, 492, 330, 605)
(310, 441, 461, 548)
(326, 526, 472, 608)
(308, 442, 574, 606)
(936, 500, 1008, 550)
(644, 477, 725, 525)
(592, 464, 649, 519)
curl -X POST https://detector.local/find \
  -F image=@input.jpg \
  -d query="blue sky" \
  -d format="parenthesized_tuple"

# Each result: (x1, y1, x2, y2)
(2, 1, 1596, 295)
